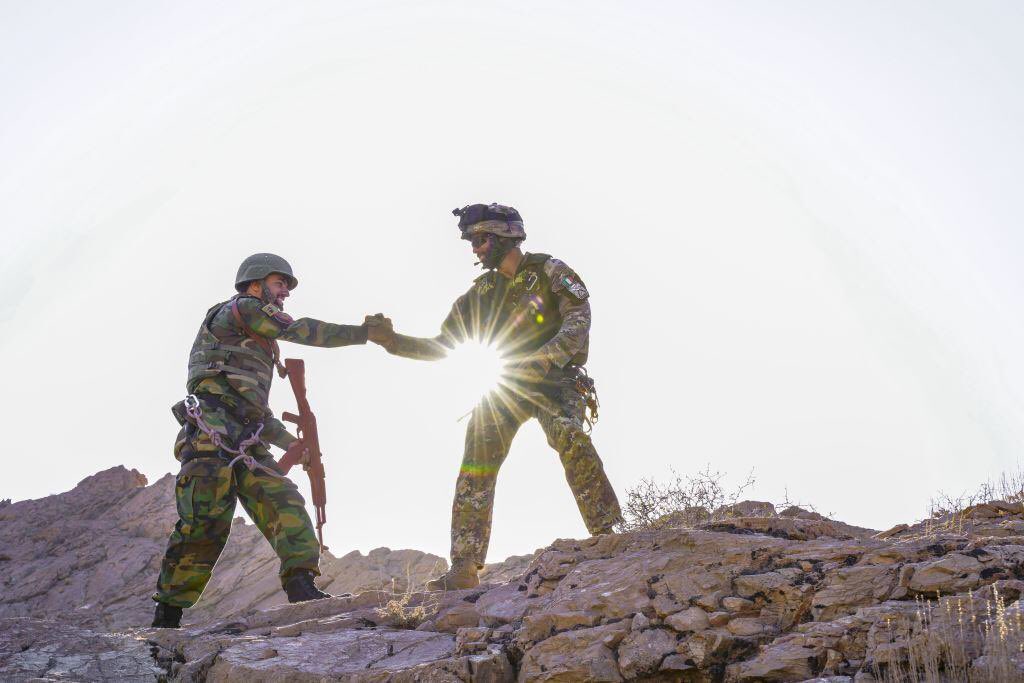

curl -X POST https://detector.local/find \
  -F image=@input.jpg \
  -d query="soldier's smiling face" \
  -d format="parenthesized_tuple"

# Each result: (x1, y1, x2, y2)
(247, 273, 291, 309)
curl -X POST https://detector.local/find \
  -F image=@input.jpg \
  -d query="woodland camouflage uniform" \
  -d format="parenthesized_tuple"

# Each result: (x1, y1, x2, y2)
(154, 290, 368, 608)
(386, 213, 622, 571)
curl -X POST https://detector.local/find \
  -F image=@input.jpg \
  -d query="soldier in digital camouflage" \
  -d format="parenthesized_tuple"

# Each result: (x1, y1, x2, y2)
(366, 204, 622, 590)
(151, 253, 389, 628)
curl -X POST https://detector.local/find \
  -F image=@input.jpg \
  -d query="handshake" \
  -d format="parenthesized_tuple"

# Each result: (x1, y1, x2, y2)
(361, 313, 551, 382)
(364, 313, 395, 348)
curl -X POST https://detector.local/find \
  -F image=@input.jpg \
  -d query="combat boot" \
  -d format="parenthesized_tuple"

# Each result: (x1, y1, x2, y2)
(284, 569, 332, 603)
(425, 561, 480, 591)
(152, 602, 183, 628)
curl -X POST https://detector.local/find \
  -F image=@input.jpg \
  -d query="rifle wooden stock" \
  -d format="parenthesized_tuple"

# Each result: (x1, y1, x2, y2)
(276, 358, 329, 553)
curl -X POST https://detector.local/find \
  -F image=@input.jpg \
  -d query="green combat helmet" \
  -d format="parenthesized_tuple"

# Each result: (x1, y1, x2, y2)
(453, 203, 526, 241)
(234, 253, 298, 292)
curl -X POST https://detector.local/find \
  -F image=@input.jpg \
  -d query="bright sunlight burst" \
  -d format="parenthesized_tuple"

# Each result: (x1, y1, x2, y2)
(446, 341, 507, 409)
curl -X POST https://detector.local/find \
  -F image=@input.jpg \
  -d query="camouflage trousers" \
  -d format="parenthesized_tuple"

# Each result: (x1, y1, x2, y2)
(154, 412, 320, 608)
(451, 369, 622, 567)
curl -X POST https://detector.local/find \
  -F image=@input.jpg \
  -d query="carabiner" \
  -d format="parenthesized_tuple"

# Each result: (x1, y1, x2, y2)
(183, 394, 201, 416)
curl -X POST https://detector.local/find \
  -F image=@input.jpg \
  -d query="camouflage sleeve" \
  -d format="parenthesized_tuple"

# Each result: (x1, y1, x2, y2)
(536, 259, 592, 368)
(278, 318, 369, 347)
(385, 333, 450, 361)
(236, 298, 369, 347)
(384, 295, 466, 361)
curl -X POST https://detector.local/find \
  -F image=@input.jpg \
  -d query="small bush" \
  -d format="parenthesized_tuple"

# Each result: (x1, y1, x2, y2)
(375, 592, 437, 629)
(619, 466, 830, 532)
(619, 466, 759, 531)
(928, 466, 1024, 518)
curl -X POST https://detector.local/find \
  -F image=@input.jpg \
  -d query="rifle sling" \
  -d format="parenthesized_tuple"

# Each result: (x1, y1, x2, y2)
(230, 296, 287, 378)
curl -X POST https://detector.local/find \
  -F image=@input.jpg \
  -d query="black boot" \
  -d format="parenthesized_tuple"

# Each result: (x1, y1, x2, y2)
(284, 569, 332, 603)
(152, 602, 183, 628)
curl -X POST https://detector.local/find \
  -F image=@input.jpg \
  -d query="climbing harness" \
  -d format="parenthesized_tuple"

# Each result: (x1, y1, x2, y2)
(182, 394, 283, 478)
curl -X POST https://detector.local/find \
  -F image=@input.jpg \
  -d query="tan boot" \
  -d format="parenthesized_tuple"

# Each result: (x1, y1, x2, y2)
(425, 561, 480, 591)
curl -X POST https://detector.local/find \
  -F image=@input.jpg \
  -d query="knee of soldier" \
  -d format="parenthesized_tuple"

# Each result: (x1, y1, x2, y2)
(166, 538, 225, 565)
(549, 417, 592, 455)
(261, 476, 305, 506)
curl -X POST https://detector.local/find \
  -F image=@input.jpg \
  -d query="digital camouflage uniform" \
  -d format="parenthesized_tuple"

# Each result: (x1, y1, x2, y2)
(154, 296, 367, 608)
(387, 253, 622, 568)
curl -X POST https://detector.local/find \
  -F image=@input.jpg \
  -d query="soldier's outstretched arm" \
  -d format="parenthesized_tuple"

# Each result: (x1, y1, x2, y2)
(237, 297, 369, 347)
(366, 297, 467, 361)
(381, 332, 451, 360)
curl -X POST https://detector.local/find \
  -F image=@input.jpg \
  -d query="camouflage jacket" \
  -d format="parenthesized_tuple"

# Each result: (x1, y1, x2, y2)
(388, 253, 591, 369)
(186, 295, 367, 448)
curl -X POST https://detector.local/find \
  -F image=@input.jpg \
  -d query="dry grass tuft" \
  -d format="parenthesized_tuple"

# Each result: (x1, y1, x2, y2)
(372, 562, 442, 629)
(375, 591, 437, 629)
(873, 587, 1024, 682)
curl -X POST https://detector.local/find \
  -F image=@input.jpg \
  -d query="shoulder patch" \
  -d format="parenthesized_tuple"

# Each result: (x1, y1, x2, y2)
(545, 258, 590, 301)
(559, 275, 589, 301)
(261, 302, 294, 325)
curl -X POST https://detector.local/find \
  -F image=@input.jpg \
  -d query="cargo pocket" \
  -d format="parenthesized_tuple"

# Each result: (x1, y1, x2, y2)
(175, 472, 198, 535)
(175, 459, 226, 534)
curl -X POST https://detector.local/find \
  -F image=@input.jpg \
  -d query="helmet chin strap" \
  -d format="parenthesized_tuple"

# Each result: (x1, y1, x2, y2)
(257, 282, 276, 306)
(479, 235, 513, 270)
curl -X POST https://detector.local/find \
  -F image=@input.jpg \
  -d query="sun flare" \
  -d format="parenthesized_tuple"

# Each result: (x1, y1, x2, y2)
(446, 341, 507, 407)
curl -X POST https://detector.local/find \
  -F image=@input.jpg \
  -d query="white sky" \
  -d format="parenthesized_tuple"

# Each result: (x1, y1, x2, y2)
(2, 1, 1023, 563)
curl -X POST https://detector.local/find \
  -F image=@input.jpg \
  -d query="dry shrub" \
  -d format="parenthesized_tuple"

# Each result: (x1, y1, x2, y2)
(372, 561, 443, 629)
(619, 466, 827, 532)
(619, 466, 756, 531)
(929, 466, 1024, 518)
(375, 592, 437, 629)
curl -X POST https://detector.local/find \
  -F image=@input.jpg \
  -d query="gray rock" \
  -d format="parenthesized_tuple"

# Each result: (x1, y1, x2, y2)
(665, 606, 710, 633)
(0, 466, 444, 630)
(616, 627, 678, 679)
(6, 466, 1024, 682)
(0, 618, 162, 682)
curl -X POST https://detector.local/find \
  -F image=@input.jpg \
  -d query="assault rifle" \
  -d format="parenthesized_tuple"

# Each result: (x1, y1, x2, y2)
(277, 358, 329, 553)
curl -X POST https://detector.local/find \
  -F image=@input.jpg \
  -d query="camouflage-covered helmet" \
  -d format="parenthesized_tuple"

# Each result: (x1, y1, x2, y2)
(234, 253, 298, 291)
(452, 203, 526, 241)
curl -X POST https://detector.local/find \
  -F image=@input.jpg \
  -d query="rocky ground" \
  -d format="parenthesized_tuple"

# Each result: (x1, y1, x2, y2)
(2, 469, 1024, 681)
(0, 467, 449, 630)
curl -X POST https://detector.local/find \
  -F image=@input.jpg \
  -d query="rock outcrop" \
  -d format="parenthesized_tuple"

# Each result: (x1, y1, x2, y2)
(0, 467, 446, 629)
(3, 469, 1024, 681)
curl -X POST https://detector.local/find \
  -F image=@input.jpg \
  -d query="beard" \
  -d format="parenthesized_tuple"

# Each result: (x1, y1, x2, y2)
(257, 284, 285, 309)
(478, 235, 516, 270)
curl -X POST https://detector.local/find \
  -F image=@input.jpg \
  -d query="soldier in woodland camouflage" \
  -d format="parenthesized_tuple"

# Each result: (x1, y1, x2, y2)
(152, 253, 389, 628)
(367, 204, 622, 590)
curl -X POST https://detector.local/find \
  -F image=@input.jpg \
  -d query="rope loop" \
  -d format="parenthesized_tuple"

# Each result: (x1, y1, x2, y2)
(183, 394, 284, 479)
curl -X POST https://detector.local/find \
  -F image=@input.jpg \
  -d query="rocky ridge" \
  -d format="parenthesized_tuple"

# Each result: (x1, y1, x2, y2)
(3, 469, 1024, 681)
(0, 467, 449, 629)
